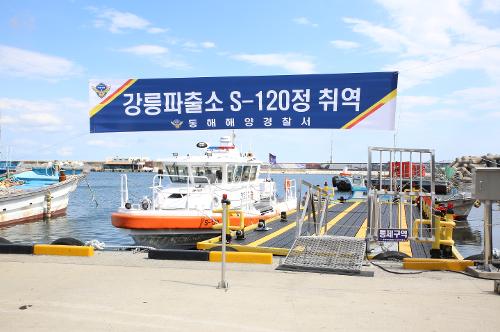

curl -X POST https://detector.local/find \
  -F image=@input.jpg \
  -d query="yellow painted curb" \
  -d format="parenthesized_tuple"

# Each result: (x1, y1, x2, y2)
(403, 258, 473, 271)
(34, 245, 94, 257)
(209, 251, 273, 264)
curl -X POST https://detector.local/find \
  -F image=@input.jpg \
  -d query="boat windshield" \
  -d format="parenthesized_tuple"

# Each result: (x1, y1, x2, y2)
(242, 166, 251, 181)
(249, 166, 258, 181)
(352, 175, 363, 186)
(192, 165, 223, 184)
(165, 165, 189, 183)
(230, 165, 258, 182)
(227, 165, 235, 183)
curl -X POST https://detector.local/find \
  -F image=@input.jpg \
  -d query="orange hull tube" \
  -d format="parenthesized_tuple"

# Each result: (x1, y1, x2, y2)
(111, 212, 277, 230)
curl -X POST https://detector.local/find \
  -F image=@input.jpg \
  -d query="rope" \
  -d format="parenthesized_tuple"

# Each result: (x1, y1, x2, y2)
(83, 239, 156, 252)
(84, 239, 105, 250)
(83, 177, 99, 208)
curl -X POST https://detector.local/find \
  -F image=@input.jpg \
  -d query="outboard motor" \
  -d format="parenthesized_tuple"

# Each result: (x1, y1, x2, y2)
(337, 178, 352, 192)
(331, 176, 340, 187)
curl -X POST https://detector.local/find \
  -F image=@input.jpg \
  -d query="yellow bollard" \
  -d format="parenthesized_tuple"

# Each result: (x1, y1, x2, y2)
(430, 210, 456, 258)
(211, 208, 245, 232)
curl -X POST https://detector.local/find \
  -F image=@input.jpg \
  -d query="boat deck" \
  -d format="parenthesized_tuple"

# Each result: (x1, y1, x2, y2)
(197, 200, 454, 258)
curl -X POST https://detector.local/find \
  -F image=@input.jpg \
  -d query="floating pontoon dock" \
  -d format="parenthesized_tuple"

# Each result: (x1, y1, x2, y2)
(197, 199, 456, 259)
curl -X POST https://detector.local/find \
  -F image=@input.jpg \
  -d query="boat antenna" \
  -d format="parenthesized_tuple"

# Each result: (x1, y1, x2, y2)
(329, 131, 334, 164)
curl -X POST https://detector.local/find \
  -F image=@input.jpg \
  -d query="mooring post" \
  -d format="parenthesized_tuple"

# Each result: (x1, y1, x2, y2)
(218, 193, 229, 290)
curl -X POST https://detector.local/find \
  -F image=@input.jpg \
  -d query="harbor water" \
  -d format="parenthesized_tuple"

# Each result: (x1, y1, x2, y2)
(0, 172, 498, 258)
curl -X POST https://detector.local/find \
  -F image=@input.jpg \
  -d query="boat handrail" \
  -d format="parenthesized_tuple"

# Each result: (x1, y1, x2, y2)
(285, 178, 297, 201)
(151, 174, 214, 211)
(120, 174, 129, 207)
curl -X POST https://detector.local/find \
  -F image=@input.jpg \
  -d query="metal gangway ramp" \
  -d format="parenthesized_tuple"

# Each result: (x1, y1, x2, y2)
(277, 181, 368, 275)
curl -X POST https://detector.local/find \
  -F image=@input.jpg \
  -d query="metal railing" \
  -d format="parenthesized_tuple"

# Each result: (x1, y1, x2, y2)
(366, 147, 436, 248)
(151, 174, 215, 211)
(120, 173, 280, 214)
(285, 178, 297, 202)
(120, 174, 129, 207)
(295, 180, 330, 238)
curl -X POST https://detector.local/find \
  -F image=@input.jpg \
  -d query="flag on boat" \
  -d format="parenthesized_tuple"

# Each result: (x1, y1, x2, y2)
(89, 72, 398, 133)
(269, 153, 277, 165)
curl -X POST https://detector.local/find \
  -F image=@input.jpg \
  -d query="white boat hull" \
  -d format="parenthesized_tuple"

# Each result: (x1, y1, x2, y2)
(0, 175, 83, 227)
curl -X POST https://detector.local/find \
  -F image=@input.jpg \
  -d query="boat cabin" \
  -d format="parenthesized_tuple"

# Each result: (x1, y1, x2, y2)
(165, 162, 260, 185)
(163, 136, 262, 186)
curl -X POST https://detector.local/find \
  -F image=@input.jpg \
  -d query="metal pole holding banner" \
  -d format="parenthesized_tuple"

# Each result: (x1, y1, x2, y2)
(218, 194, 230, 290)
(366, 148, 372, 251)
(483, 200, 493, 271)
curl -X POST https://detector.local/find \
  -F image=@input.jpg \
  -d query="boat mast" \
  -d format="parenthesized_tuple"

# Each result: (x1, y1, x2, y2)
(329, 131, 333, 164)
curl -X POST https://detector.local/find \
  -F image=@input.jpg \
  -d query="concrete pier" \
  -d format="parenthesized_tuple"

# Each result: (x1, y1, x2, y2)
(0, 252, 499, 331)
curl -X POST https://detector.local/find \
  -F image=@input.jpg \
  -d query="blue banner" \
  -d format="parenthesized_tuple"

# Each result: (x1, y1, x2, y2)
(89, 72, 398, 133)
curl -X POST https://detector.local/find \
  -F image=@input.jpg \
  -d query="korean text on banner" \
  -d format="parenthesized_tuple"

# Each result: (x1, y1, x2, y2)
(89, 72, 398, 133)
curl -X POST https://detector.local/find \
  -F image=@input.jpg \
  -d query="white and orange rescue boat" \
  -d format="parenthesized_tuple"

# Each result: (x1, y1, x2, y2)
(112, 136, 297, 249)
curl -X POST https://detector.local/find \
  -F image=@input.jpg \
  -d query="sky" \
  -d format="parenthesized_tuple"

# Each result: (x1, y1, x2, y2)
(0, 0, 499, 163)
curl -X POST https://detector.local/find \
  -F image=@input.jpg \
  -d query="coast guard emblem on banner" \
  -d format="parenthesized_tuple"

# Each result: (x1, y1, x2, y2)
(171, 119, 183, 129)
(92, 83, 111, 99)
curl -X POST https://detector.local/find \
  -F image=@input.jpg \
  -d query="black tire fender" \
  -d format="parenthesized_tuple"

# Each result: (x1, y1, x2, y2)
(372, 251, 411, 261)
(51, 237, 84, 246)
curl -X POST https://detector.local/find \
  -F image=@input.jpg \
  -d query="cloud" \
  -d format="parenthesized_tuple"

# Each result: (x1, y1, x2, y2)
(201, 41, 216, 49)
(0, 115, 18, 125)
(87, 139, 124, 148)
(231, 53, 316, 74)
(57, 147, 73, 157)
(0, 45, 83, 81)
(0, 97, 57, 113)
(293, 17, 319, 28)
(147, 27, 167, 34)
(343, 17, 409, 53)
(182, 41, 200, 52)
(20, 113, 63, 126)
(182, 41, 217, 52)
(449, 85, 500, 110)
(118, 44, 189, 69)
(398, 95, 440, 109)
(330, 40, 360, 49)
(0, 97, 86, 133)
(482, 0, 500, 12)
(119, 44, 168, 55)
(343, 1, 500, 90)
(90, 7, 166, 34)
(153, 57, 190, 69)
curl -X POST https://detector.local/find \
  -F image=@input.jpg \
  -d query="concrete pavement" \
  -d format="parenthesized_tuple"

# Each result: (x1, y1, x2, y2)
(0, 252, 499, 331)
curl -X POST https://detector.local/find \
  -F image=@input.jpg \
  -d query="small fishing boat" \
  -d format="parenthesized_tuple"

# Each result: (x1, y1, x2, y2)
(0, 161, 20, 175)
(31, 161, 84, 176)
(331, 173, 367, 200)
(437, 191, 479, 221)
(0, 170, 84, 227)
(112, 136, 298, 249)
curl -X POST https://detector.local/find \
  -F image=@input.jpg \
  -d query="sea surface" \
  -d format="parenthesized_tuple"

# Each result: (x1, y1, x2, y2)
(0, 172, 498, 258)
